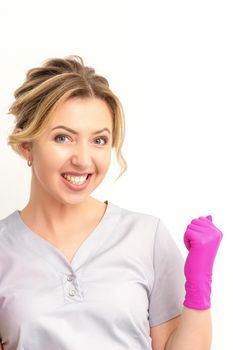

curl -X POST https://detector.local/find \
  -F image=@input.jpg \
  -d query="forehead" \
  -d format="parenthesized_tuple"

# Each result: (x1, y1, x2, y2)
(49, 97, 113, 128)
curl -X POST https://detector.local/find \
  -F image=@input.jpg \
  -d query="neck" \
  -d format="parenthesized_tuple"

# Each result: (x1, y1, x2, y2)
(20, 189, 106, 239)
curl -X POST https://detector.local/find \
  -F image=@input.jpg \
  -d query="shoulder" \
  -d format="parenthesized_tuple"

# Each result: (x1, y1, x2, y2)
(114, 201, 159, 221)
(110, 202, 178, 247)
(110, 201, 161, 234)
(0, 210, 18, 238)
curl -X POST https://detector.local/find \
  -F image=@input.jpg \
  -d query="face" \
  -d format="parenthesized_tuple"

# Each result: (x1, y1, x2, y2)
(22, 97, 113, 207)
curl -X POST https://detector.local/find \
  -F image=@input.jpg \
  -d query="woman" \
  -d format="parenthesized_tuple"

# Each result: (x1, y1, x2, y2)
(0, 56, 222, 349)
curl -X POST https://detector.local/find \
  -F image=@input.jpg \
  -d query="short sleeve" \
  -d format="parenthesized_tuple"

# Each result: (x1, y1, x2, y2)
(148, 218, 185, 327)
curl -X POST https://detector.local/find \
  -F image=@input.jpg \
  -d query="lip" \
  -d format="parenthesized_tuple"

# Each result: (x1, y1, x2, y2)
(61, 173, 92, 192)
(61, 172, 92, 176)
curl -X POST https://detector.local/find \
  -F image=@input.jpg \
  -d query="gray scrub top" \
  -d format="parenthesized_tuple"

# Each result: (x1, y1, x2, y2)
(0, 201, 185, 350)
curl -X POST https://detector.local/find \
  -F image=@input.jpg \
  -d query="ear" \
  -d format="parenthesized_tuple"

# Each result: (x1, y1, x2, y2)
(14, 128, 33, 161)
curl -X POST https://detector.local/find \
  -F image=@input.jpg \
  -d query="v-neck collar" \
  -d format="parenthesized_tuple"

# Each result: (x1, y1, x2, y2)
(9, 201, 122, 273)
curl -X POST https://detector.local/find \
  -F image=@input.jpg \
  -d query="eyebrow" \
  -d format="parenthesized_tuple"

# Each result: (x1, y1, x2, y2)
(51, 125, 111, 135)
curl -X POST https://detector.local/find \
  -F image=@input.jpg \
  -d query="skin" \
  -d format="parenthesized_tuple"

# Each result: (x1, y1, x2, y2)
(17, 97, 113, 242)
(150, 308, 211, 350)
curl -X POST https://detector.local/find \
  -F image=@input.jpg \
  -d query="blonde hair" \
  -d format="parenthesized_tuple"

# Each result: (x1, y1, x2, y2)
(7, 55, 127, 181)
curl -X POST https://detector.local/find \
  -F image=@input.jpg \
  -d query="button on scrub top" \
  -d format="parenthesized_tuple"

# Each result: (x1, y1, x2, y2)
(0, 201, 185, 350)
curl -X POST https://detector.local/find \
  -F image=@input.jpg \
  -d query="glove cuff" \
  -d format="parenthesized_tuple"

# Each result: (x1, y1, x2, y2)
(183, 279, 211, 310)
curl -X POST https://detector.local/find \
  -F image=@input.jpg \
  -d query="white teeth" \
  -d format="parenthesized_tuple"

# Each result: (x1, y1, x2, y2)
(63, 174, 88, 185)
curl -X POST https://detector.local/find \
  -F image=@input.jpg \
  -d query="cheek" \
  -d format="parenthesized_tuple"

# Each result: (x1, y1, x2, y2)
(97, 151, 112, 172)
(33, 146, 68, 177)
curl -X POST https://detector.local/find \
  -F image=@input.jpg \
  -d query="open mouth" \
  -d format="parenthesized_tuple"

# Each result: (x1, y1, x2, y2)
(61, 173, 91, 186)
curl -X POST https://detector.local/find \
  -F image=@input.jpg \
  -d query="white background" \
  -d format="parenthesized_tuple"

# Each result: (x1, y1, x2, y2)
(0, 0, 232, 348)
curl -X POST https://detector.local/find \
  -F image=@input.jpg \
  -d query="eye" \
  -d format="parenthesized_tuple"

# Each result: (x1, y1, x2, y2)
(95, 137, 108, 145)
(54, 134, 71, 143)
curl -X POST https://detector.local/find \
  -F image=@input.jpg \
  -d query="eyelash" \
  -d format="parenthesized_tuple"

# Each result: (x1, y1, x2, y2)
(54, 134, 109, 145)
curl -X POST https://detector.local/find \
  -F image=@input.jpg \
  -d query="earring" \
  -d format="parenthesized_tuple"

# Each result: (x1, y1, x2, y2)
(27, 159, 32, 167)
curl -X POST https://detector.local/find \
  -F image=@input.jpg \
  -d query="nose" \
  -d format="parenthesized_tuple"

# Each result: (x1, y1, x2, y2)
(70, 140, 92, 170)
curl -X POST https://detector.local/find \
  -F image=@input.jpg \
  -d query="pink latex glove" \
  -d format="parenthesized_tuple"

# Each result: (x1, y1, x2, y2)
(183, 215, 223, 310)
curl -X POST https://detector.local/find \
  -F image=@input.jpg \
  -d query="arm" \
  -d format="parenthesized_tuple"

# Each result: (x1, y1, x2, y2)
(151, 308, 211, 350)
(151, 214, 222, 350)
(165, 307, 211, 349)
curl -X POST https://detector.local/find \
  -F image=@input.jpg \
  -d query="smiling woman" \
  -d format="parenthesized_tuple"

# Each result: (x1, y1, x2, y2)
(0, 56, 222, 350)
